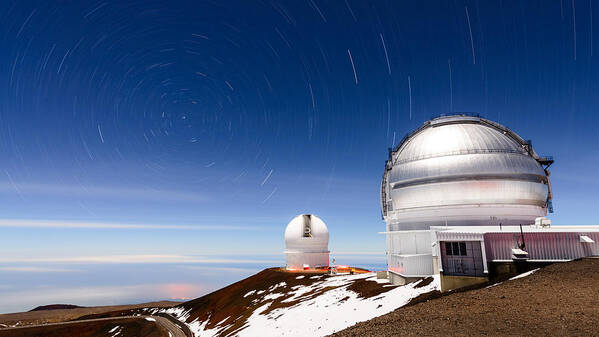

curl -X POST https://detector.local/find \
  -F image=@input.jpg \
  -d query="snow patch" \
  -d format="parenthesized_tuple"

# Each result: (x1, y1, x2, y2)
(153, 272, 439, 337)
(187, 315, 234, 337)
(144, 317, 156, 322)
(237, 273, 439, 337)
(269, 281, 287, 291)
(263, 292, 286, 300)
(486, 282, 502, 288)
(509, 268, 540, 280)
(182, 272, 439, 337)
(109, 325, 122, 337)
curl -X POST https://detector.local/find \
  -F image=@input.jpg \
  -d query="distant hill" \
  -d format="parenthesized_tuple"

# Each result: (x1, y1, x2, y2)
(152, 268, 438, 337)
(69, 268, 439, 336)
(0, 301, 180, 328)
(29, 304, 83, 312)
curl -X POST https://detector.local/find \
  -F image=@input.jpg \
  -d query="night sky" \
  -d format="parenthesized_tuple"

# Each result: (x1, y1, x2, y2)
(1, 1, 598, 313)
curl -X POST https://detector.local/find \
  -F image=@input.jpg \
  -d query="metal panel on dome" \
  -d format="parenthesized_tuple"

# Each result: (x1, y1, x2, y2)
(430, 115, 481, 125)
(394, 123, 528, 165)
(382, 115, 551, 226)
(390, 179, 548, 211)
(390, 153, 546, 185)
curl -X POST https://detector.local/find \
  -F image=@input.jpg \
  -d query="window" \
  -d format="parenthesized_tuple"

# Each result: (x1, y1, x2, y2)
(445, 242, 468, 256)
(459, 242, 467, 256)
(452, 242, 460, 256)
(441, 241, 484, 277)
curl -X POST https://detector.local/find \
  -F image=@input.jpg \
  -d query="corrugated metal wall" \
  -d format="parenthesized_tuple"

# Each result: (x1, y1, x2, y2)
(484, 232, 599, 261)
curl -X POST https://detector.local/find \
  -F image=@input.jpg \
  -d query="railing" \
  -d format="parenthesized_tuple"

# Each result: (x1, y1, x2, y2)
(393, 148, 527, 166)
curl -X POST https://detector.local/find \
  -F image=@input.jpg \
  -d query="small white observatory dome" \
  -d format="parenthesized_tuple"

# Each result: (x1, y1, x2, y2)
(284, 214, 330, 270)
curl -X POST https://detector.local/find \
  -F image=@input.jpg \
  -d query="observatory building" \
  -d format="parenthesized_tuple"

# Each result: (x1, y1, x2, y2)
(381, 115, 599, 290)
(284, 214, 330, 270)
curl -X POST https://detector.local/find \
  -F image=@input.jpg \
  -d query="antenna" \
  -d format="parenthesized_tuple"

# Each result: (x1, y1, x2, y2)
(518, 224, 526, 250)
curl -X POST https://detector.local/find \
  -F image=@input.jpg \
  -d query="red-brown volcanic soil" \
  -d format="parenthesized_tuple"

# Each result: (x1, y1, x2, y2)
(0, 317, 167, 337)
(333, 258, 599, 337)
(0, 301, 180, 327)
(68, 267, 397, 336)
(177, 268, 386, 335)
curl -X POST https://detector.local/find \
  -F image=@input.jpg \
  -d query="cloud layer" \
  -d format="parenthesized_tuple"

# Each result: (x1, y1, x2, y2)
(0, 283, 206, 314)
(0, 219, 265, 230)
(0, 254, 281, 264)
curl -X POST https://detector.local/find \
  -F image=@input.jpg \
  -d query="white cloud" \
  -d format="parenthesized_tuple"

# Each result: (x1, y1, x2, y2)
(0, 283, 207, 314)
(0, 254, 281, 265)
(0, 266, 78, 273)
(0, 219, 264, 230)
(0, 182, 208, 203)
(179, 265, 260, 273)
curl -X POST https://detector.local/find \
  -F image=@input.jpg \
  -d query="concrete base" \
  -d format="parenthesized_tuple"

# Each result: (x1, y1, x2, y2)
(432, 256, 440, 274)
(440, 274, 488, 292)
(376, 270, 388, 279)
(489, 261, 555, 280)
(491, 262, 518, 277)
(388, 271, 422, 285)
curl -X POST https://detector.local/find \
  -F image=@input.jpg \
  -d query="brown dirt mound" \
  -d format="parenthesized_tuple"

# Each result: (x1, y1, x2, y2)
(332, 258, 599, 337)
(0, 301, 180, 327)
(0, 317, 167, 337)
(178, 268, 380, 335)
(29, 304, 84, 311)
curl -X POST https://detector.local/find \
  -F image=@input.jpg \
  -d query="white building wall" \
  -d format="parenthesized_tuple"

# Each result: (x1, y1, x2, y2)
(286, 252, 329, 269)
(385, 230, 433, 277)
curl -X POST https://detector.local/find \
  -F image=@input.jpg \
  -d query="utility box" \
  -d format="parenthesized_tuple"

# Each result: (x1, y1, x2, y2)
(535, 217, 551, 228)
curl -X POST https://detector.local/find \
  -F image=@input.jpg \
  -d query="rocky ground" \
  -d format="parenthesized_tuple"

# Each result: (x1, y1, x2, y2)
(0, 317, 167, 337)
(333, 258, 599, 337)
(0, 301, 179, 327)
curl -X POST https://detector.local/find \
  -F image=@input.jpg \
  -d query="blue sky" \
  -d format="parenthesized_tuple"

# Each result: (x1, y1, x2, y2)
(0, 0, 598, 313)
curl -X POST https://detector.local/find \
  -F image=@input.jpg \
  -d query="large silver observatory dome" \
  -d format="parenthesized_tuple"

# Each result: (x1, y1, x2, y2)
(381, 115, 554, 230)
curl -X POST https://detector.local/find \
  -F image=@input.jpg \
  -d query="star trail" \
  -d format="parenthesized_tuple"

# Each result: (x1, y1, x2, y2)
(0, 0, 598, 313)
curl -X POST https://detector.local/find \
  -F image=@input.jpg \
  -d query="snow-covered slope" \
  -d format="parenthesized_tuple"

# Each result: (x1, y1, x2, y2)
(147, 269, 439, 337)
